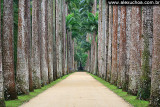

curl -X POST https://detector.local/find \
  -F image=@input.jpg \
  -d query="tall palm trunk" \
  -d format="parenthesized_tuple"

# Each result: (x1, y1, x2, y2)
(98, 0, 102, 77)
(41, 0, 49, 86)
(117, 6, 121, 87)
(91, 0, 97, 75)
(53, 0, 57, 80)
(2, 0, 17, 100)
(125, 6, 132, 91)
(67, 31, 72, 73)
(0, 0, 5, 105)
(48, 0, 54, 82)
(107, 5, 113, 82)
(128, 6, 142, 95)
(62, 0, 67, 75)
(16, 0, 30, 95)
(150, 6, 160, 106)
(111, 5, 118, 85)
(32, 0, 41, 89)
(85, 34, 90, 72)
(27, 0, 33, 92)
(117, 6, 127, 89)
(56, 0, 63, 77)
(138, 6, 153, 100)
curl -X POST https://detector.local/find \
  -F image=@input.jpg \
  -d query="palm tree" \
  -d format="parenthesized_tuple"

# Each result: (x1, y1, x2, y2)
(41, 0, 49, 86)
(138, 6, 153, 100)
(107, 5, 113, 82)
(117, 6, 121, 87)
(16, 0, 30, 95)
(90, 0, 97, 75)
(2, 0, 17, 100)
(62, 0, 67, 75)
(53, 0, 57, 80)
(32, 0, 41, 89)
(150, 6, 160, 106)
(56, 0, 63, 77)
(48, 0, 54, 82)
(125, 6, 132, 91)
(128, 6, 142, 95)
(118, 6, 127, 89)
(111, 5, 118, 85)
(28, 0, 33, 92)
(0, 0, 5, 105)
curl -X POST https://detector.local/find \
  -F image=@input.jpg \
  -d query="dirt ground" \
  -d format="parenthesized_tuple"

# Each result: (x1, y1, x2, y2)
(21, 72, 132, 107)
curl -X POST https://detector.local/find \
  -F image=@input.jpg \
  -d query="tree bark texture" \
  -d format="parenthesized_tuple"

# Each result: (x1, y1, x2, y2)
(48, 0, 54, 82)
(150, 6, 160, 106)
(117, 6, 127, 89)
(128, 6, 142, 95)
(32, 0, 41, 89)
(138, 6, 153, 100)
(0, 0, 6, 105)
(41, 0, 49, 86)
(111, 5, 118, 85)
(2, 0, 17, 100)
(107, 5, 113, 82)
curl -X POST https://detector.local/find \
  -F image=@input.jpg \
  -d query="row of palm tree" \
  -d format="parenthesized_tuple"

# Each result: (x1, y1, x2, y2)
(0, 0, 76, 106)
(86, 1, 160, 106)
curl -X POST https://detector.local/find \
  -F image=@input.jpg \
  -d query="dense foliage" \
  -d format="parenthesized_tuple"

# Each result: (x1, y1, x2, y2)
(66, 0, 98, 68)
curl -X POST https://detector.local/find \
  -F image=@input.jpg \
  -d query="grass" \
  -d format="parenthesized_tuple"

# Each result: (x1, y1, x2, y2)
(5, 73, 73, 107)
(89, 73, 150, 107)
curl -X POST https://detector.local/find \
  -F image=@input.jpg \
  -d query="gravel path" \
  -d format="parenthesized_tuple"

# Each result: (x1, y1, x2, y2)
(21, 72, 132, 107)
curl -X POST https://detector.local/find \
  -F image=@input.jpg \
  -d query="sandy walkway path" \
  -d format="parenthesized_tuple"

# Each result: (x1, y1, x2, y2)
(21, 72, 132, 107)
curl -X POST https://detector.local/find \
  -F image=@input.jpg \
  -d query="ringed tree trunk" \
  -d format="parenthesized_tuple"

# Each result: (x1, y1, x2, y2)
(117, 6, 127, 89)
(27, 0, 33, 92)
(128, 6, 142, 95)
(98, 0, 102, 78)
(150, 6, 160, 106)
(138, 6, 153, 100)
(85, 34, 90, 72)
(32, 0, 41, 89)
(0, 40, 5, 106)
(91, 0, 97, 75)
(117, 6, 121, 87)
(48, 0, 54, 82)
(107, 5, 113, 82)
(56, 0, 63, 77)
(2, 0, 17, 100)
(0, 0, 5, 105)
(16, 0, 30, 95)
(62, 0, 67, 75)
(41, 0, 49, 86)
(105, 0, 109, 81)
(125, 6, 132, 91)
(67, 32, 72, 73)
(72, 39, 75, 72)
(53, 0, 57, 80)
(111, 5, 118, 85)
